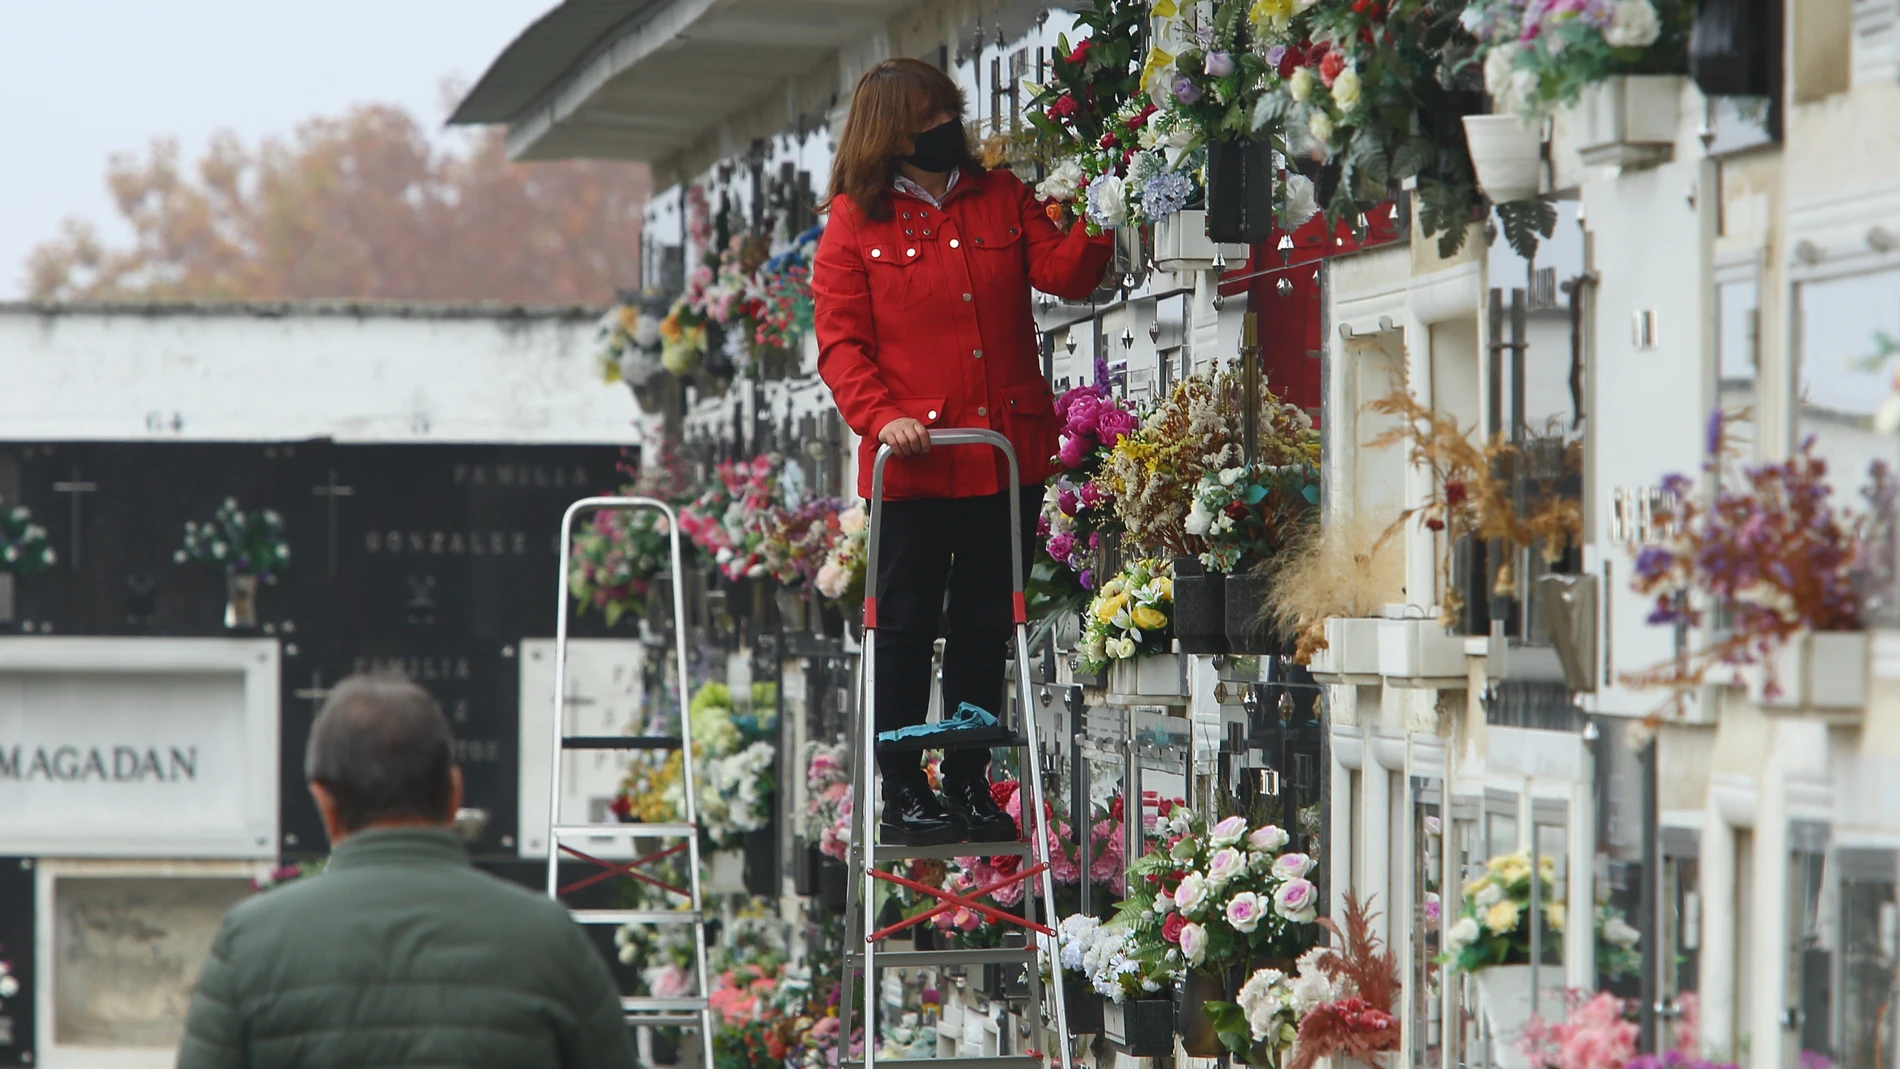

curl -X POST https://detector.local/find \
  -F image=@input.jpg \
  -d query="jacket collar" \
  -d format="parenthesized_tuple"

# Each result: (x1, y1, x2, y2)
(326, 826, 469, 871)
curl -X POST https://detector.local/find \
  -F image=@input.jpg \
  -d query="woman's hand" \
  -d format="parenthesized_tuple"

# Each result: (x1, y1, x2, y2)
(878, 417, 932, 457)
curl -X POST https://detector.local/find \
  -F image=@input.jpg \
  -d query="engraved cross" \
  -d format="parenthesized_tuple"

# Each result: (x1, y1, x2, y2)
(311, 469, 355, 577)
(51, 467, 97, 569)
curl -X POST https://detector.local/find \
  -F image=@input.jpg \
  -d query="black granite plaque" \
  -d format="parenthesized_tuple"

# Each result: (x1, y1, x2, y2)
(280, 638, 524, 860)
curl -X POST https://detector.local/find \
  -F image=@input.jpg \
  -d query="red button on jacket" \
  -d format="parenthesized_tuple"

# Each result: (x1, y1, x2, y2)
(814, 166, 1115, 501)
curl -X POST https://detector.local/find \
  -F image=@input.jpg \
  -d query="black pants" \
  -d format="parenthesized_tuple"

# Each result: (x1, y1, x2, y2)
(872, 486, 1042, 788)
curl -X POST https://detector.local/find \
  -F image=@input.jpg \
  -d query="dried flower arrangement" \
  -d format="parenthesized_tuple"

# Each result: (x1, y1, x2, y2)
(1282, 893, 1402, 1069)
(1097, 368, 1237, 558)
(1265, 511, 1406, 665)
(1625, 414, 1870, 703)
(1364, 389, 1582, 627)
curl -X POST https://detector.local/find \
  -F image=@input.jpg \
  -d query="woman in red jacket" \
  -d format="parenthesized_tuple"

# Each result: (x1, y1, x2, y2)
(813, 58, 1113, 845)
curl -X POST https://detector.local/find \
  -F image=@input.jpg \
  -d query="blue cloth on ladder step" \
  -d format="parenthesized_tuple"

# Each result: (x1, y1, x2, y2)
(876, 702, 1006, 746)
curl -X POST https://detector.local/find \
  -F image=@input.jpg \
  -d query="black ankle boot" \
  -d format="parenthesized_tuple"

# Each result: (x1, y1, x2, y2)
(879, 778, 961, 846)
(941, 774, 1018, 843)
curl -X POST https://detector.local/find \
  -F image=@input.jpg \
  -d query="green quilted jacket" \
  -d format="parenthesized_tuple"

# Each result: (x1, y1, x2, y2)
(177, 828, 636, 1069)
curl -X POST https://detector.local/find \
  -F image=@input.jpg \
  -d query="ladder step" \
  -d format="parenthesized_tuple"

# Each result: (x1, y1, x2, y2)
(846, 947, 1036, 967)
(874, 731, 1027, 753)
(621, 996, 709, 1013)
(562, 736, 683, 750)
(844, 1059, 1040, 1069)
(872, 840, 1034, 862)
(554, 822, 696, 838)
(622, 1014, 703, 1028)
(571, 909, 702, 925)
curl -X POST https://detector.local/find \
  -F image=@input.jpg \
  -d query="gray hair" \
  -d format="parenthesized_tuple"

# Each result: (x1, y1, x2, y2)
(304, 674, 455, 831)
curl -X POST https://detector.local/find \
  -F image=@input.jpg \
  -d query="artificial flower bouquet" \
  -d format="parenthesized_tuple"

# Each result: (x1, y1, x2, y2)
(1209, 893, 1401, 1069)
(1117, 806, 1322, 981)
(658, 299, 711, 376)
(678, 455, 784, 582)
(1078, 557, 1175, 675)
(1365, 389, 1583, 628)
(752, 223, 823, 352)
(686, 682, 777, 850)
(0, 503, 54, 575)
(596, 290, 669, 387)
(1518, 990, 1638, 1069)
(814, 504, 867, 605)
(569, 505, 671, 627)
(1626, 419, 1867, 700)
(1444, 862, 1647, 980)
(803, 741, 852, 861)
(1044, 378, 1138, 588)
(1023, 0, 1151, 233)
(1145, 0, 1286, 144)
(1184, 380, 1321, 572)
(760, 497, 843, 591)
(1461, 0, 1692, 117)
(1098, 365, 1244, 558)
(176, 497, 291, 579)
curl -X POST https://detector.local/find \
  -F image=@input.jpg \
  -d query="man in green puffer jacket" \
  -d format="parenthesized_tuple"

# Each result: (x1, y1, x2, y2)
(177, 674, 637, 1069)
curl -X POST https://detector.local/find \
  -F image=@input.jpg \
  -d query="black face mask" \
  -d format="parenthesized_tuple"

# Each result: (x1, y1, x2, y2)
(902, 120, 964, 174)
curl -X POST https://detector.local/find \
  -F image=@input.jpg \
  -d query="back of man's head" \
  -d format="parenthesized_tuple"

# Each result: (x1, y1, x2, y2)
(305, 674, 456, 834)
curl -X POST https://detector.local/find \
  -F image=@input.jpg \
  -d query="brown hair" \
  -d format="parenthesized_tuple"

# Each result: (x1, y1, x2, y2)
(823, 58, 982, 222)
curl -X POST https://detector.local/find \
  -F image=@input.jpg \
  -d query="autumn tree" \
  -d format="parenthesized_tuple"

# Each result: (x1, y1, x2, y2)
(26, 104, 649, 304)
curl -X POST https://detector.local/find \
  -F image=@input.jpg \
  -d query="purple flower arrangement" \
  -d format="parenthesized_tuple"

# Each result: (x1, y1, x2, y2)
(1627, 413, 1868, 697)
(1043, 381, 1136, 588)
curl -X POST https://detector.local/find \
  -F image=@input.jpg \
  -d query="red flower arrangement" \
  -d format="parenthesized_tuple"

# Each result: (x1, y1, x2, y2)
(1284, 893, 1401, 1069)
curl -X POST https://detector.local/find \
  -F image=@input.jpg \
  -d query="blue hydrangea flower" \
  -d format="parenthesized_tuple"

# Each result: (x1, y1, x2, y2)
(1142, 171, 1194, 219)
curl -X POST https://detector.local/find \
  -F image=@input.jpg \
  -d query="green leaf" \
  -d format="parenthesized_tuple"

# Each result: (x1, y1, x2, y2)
(605, 600, 625, 627)
(1301, 484, 1321, 505)
(1244, 484, 1267, 505)
(1496, 198, 1558, 262)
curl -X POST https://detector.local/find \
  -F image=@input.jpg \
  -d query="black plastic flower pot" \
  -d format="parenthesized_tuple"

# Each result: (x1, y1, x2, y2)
(1063, 979, 1106, 1034)
(1103, 997, 1175, 1057)
(742, 827, 776, 897)
(1172, 555, 1230, 655)
(1175, 968, 1231, 1057)
(1205, 138, 1276, 244)
(651, 1027, 681, 1065)
(1223, 570, 1283, 655)
(793, 840, 820, 896)
(819, 858, 848, 915)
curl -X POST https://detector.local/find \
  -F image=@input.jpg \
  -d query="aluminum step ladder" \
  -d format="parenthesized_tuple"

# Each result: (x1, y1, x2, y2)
(838, 430, 1073, 1069)
(550, 496, 716, 1067)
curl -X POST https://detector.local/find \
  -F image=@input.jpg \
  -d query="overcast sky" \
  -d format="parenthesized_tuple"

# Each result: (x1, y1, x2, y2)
(0, 0, 554, 299)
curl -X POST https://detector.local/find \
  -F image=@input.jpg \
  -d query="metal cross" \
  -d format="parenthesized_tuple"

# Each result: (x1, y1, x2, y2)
(294, 670, 330, 717)
(311, 469, 355, 577)
(51, 467, 97, 569)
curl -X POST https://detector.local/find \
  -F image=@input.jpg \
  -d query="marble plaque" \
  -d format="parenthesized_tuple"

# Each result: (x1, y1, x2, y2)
(53, 876, 250, 1047)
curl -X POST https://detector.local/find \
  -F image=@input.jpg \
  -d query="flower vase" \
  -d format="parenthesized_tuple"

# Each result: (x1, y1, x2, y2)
(1175, 968, 1231, 1057)
(1205, 138, 1275, 244)
(1468, 964, 1566, 1069)
(1223, 570, 1280, 655)
(1103, 997, 1175, 1057)
(774, 585, 809, 633)
(1172, 555, 1229, 655)
(819, 857, 849, 915)
(1462, 114, 1543, 203)
(742, 828, 776, 896)
(794, 840, 821, 896)
(706, 849, 745, 893)
(0, 573, 13, 624)
(224, 573, 260, 630)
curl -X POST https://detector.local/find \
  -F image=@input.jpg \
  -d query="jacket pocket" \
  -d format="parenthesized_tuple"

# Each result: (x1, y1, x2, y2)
(864, 241, 929, 311)
(1001, 382, 1057, 475)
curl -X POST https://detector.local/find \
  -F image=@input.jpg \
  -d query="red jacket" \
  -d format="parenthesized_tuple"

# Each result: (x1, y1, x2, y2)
(814, 167, 1114, 501)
